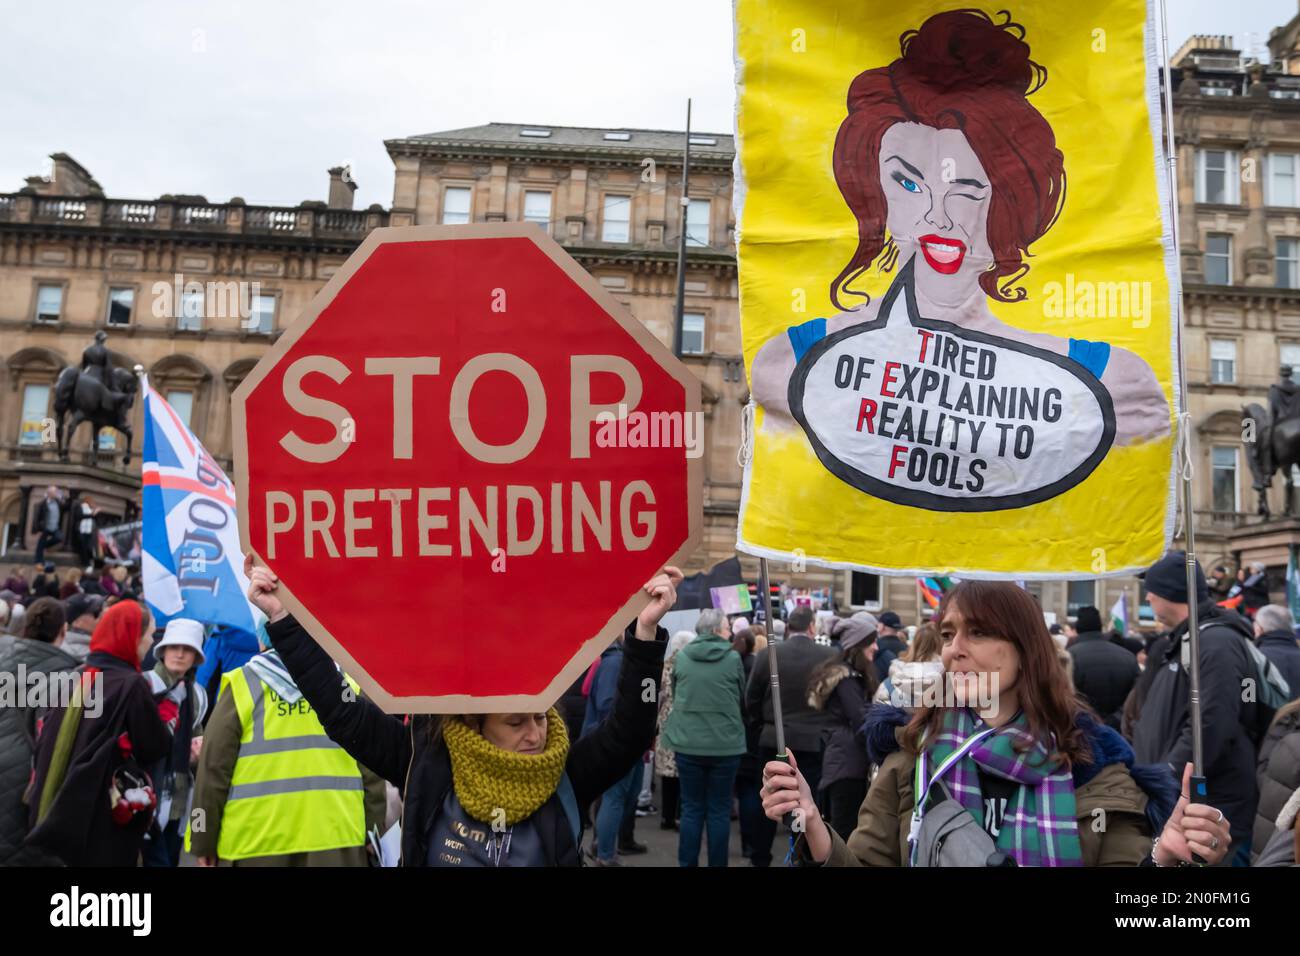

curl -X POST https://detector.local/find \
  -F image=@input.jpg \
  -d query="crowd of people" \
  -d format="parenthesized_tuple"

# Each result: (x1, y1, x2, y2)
(759, 553, 1298, 868)
(0, 545, 1297, 869)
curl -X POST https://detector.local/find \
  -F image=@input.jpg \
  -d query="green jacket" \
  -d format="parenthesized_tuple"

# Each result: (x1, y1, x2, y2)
(661, 634, 746, 757)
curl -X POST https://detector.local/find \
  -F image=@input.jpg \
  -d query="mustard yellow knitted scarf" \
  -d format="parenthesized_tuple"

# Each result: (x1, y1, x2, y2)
(442, 708, 570, 826)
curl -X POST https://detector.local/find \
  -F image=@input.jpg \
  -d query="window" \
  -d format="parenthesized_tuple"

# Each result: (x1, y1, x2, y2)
(602, 195, 631, 243)
(848, 571, 881, 609)
(1281, 343, 1300, 383)
(178, 290, 204, 331)
(1212, 446, 1238, 512)
(166, 390, 194, 429)
(1270, 154, 1299, 207)
(1067, 580, 1097, 619)
(18, 384, 50, 446)
(603, 132, 631, 141)
(442, 187, 471, 225)
(685, 199, 710, 246)
(1279, 238, 1300, 290)
(105, 287, 134, 326)
(1197, 149, 1239, 204)
(523, 191, 551, 227)
(689, 136, 717, 146)
(35, 284, 62, 323)
(681, 312, 705, 354)
(519, 128, 551, 138)
(1209, 339, 1237, 383)
(1205, 234, 1232, 285)
(1137, 582, 1155, 623)
(249, 294, 275, 334)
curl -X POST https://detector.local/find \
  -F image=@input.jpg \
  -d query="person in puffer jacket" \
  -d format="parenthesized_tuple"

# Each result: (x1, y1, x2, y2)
(1252, 786, 1298, 866)
(807, 615, 879, 839)
(1252, 699, 1300, 864)
(874, 623, 943, 706)
(0, 598, 77, 865)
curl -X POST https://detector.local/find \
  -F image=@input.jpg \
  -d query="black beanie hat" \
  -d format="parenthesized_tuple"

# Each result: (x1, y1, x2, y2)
(1141, 551, 1208, 605)
(1074, 606, 1103, 632)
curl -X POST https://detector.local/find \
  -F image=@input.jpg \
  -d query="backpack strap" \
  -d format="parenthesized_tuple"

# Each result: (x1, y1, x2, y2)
(908, 727, 995, 866)
(555, 772, 582, 850)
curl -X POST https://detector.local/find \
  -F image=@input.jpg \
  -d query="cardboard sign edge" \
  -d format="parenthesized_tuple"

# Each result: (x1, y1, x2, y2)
(232, 222, 703, 713)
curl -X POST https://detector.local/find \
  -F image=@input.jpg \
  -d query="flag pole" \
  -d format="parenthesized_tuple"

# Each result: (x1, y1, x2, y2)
(672, 98, 693, 358)
(1157, 0, 1207, 804)
(758, 556, 787, 760)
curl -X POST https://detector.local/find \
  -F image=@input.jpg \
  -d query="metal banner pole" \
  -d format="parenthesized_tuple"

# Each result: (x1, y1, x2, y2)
(758, 556, 786, 759)
(1157, 0, 1207, 805)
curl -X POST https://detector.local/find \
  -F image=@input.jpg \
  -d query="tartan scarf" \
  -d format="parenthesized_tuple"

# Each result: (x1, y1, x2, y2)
(925, 708, 1082, 867)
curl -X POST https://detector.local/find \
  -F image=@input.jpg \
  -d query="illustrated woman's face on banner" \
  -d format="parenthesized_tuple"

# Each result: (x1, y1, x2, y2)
(876, 122, 994, 306)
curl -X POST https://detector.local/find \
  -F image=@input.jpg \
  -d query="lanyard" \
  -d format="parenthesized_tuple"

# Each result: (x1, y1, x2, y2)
(908, 727, 995, 866)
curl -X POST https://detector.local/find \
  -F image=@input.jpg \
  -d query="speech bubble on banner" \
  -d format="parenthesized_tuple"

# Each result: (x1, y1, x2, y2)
(789, 262, 1116, 512)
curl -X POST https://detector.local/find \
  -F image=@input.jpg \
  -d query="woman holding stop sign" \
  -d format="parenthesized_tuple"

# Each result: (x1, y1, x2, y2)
(244, 555, 679, 867)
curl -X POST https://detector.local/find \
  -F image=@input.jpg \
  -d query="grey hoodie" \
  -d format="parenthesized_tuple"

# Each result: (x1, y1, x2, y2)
(61, 627, 93, 663)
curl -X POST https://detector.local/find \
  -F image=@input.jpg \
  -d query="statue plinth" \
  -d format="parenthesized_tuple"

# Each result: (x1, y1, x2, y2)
(1226, 515, 1300, 568)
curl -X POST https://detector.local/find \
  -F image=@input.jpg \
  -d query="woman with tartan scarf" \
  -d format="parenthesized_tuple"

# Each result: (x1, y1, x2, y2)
(762, 581, 1234, 867)
(244, 556, 679, 867)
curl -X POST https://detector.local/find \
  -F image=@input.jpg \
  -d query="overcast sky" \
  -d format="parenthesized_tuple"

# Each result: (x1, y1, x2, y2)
(1, 0, 1295, 210)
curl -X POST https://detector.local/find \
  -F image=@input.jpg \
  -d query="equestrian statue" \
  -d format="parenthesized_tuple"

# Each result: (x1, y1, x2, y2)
(1243, 364, 1300, 518)
(53, 330, 138, 465)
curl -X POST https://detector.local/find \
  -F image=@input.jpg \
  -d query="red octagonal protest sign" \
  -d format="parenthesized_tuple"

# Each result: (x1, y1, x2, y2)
(233, 224, 702, 712)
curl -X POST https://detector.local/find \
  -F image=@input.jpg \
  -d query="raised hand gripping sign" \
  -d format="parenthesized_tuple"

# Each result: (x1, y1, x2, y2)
(734, 0, 1179, 577)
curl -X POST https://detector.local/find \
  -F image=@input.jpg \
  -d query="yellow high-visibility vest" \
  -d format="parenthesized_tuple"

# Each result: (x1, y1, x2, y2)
(197, 664, 366, 860)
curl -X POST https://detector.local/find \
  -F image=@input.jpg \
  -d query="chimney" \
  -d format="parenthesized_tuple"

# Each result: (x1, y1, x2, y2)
(27, 153, 102, 197)
(327, 166, 357, 210)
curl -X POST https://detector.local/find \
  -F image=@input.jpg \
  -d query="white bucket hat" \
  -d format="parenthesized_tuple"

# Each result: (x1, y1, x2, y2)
(155, 618, 206, 664)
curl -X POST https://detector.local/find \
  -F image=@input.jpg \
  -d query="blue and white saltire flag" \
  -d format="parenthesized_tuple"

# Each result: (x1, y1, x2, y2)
(140, 374, 261, 632)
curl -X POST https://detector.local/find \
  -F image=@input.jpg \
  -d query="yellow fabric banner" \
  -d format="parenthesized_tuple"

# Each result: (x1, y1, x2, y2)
(734, 0, 1179, 578)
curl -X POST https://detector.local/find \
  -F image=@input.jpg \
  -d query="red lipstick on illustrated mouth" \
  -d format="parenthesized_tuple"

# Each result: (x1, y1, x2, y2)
(918, 234, 967, 275)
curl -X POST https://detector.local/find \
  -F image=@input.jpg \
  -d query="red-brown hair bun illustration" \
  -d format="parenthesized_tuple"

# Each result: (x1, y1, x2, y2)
(897, 8, 1044, 94)
(831, 9, 1064, 310)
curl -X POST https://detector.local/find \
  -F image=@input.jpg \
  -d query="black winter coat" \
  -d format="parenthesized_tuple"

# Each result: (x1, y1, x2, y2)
(1068, 631, 1140, 727)
(0, 636, 78, 864)
(25, 654, 170, 866)
(736, 652, 761, 779)
(266, 615, 666, 867)
(1257, 630, 1300, 703)
(557, 673, 588, 749)
(1252, 703, 1300, 861)
(1132, 607, 1261, 854)
(873, 635, 908, 683)
(744, 635, 837, 752)
(807, 664, 870, 790)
